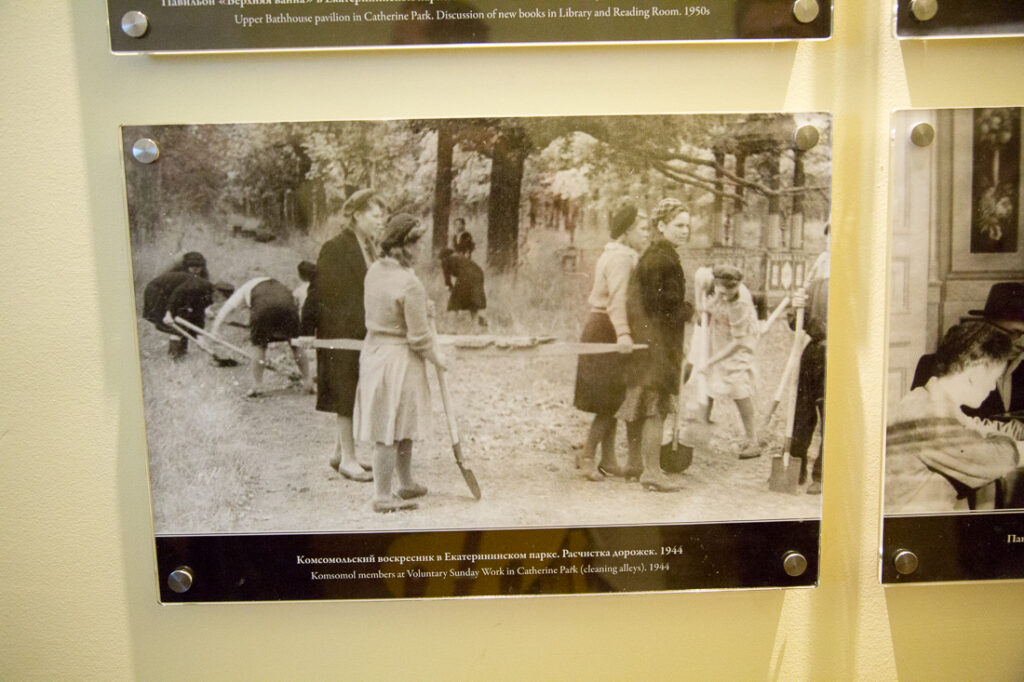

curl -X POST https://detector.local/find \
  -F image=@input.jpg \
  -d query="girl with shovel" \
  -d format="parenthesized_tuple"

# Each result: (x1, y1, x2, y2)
(353, 213, 446, 513)
(694, 265, 761, 459)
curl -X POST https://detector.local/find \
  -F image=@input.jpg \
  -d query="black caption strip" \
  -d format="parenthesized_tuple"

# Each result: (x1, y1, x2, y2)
(108, 0, 831, 53)
(883, 513, 1024, 584)
(156, 520, 819, 601)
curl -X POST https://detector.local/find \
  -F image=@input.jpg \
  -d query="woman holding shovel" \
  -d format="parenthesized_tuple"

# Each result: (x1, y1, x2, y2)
(616, 198, 690, 492)
(353, 213, 446, 513)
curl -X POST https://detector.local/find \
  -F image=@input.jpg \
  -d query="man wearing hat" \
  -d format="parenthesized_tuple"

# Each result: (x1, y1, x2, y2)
(910, 282, 1024, 507)
(303, 188, 386, 481)
(912, 282, 1024, 419)
(964, 283, 1024, 419)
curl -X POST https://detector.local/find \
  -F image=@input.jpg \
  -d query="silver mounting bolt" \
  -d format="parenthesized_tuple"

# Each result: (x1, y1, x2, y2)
(132, 138, 160, 164)
(793, 0, 820, 24)
(121, 11, 150, 38)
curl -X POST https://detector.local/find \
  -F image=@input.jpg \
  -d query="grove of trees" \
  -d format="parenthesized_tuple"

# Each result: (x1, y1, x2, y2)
(124, 114, 831, 270)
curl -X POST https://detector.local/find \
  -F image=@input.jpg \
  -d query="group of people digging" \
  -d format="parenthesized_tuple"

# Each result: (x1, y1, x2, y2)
(142, 190, 487, 514)
(142, 189, 825, 513)
(574, 199, 828, 495)
(573, 199, 765, 491)
(142, 250, 317, 398)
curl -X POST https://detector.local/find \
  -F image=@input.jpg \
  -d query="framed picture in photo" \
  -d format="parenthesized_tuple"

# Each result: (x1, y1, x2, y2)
(950, 108, 1024, 276)
(121, 112, 831, 601)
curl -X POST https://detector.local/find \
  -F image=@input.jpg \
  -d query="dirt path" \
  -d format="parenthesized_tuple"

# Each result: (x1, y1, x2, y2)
(142, 322, 821, 535)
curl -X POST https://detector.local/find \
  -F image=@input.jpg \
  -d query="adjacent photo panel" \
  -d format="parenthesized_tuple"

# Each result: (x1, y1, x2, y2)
(122, 113, 831, 601)
(883, 108, 1024, 584)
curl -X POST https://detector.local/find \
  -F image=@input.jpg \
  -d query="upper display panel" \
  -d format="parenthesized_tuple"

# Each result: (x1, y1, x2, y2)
(107, 0, 831, 53)
(896, 0, 1024, 39)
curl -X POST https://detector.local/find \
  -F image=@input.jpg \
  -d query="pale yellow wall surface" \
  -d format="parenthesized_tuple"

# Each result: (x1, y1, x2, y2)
(2, 1, 1024, 679)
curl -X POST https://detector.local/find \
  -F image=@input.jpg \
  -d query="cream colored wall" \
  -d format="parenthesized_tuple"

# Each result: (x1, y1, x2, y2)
(2, 2, 1024, 679)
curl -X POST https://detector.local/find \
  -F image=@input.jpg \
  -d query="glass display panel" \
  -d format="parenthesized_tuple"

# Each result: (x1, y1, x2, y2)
(882, 108, 1024, 584)
(121, 112, 831, 601)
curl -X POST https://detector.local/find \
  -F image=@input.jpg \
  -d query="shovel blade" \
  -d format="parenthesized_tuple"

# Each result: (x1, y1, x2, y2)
(660, 442, 694, 473)
(768, 455, 801, 494)
(452, 441, 482, 500)
(459, 464, 482, 500)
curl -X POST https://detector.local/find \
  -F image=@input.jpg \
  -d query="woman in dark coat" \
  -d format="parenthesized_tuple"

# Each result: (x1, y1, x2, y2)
(616, 198, 690, 492)
(442, 231, 487, 326)
(304, 188, 385, 481)
(142, 270, 230, 358)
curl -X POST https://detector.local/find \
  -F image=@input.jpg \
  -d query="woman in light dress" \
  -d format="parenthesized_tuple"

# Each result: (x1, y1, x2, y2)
(354, 213, 446, 513)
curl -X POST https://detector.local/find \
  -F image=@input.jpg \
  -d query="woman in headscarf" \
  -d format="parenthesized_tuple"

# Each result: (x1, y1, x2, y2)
(166, 251, 209, 280)
(616, 198, 690, 492)
(354, 213, 446, 513)
(573, 204, 649, 481)
(886, 320, 1020, 513)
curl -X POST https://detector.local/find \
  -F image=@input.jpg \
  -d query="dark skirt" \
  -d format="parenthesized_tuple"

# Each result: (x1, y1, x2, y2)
(573, 311, 627, 416)
(447, 258, 487, 312)
(316, 348, 360, 416)
(250, 280, 300, 346)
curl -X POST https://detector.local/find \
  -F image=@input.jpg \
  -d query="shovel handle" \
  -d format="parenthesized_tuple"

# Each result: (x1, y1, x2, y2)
(176, 316, 294, 377)
(435, 365, 460, 449)
(780, 299, 806, 464)
(428, 317, 459, 446)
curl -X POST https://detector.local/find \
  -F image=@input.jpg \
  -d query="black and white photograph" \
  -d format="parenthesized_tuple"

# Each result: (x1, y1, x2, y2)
(883, 108, 1024, 583)
(124, 113, 830, 598)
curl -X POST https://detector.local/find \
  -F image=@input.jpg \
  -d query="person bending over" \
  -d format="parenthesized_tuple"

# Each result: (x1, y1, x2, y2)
(211, 276, 311, 397)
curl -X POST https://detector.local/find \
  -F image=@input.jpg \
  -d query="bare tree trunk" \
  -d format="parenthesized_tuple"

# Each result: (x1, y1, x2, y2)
(711, 150, 726, 246)
(791, 148, 806, 251)
(486, 130, 529, 271)
(765, 150, 783, 250)
(433, 123, 454, 254)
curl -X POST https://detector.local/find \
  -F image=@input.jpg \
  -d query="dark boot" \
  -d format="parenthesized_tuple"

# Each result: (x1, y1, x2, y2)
(168, 337, 187, 360)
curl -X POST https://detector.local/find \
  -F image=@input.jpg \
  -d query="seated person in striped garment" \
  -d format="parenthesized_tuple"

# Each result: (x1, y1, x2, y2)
(886, 320, 1021, 513)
